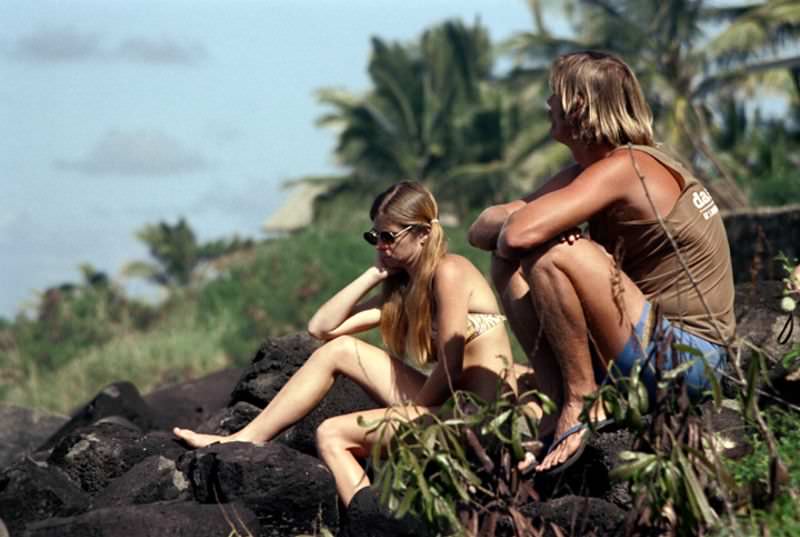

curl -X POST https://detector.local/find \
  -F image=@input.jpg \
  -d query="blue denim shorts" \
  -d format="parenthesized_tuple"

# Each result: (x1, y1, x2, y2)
(606, 301, 726, 402)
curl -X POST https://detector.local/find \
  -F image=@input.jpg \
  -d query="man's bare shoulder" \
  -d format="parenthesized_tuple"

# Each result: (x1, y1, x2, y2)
(521, 163, 584, 203)
(581, 149, 637, 179)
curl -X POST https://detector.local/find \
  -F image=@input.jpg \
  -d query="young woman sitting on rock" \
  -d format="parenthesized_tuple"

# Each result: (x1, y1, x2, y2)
(174, 181, 516, 506)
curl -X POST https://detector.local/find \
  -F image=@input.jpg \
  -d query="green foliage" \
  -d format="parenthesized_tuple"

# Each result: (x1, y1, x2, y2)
(586, 356, 724, 535)
(197, 229, 377, 363)
(720, 406, 800, 537)
(3, 304, 230, 414)
(316, 18, 551, 219)
(126, 218, 255, 288)
(715, 104, 800, 207)
(595, 326, 800, 537)
(777, 253, 799, 314)
(366, 384, 555, 536)
(507, 0, 800, 208)
(131, 218, 199, 287)
(3, 266, 158, 373)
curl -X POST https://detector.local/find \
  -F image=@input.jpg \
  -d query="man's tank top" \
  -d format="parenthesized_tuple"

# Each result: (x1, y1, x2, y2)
(588, 144, 736, 345)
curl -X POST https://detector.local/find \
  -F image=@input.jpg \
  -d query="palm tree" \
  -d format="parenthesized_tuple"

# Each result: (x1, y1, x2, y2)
(122, 218, 253, 289)
(504, 0, 800, 208)
(316, 19, 552, 218)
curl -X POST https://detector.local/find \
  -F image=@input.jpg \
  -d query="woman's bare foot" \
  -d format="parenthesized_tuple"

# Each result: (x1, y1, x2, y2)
(173, 427, 247, 449)
(516, 399, 556, 473)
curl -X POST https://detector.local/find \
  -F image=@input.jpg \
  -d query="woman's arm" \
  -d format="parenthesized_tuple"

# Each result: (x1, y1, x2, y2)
(413, 256, 470, 407)
(306, 263, 388, 340)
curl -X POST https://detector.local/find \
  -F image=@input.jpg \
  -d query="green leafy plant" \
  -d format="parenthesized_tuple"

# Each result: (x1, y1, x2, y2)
(365, 378, 555, 536)
(722, 406, 800, 537)
(581, 313, 741, 537)
(605, 371, 735, 536)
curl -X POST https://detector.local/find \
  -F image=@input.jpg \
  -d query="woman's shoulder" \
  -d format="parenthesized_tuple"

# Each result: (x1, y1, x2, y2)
(434, 254, 479, 282)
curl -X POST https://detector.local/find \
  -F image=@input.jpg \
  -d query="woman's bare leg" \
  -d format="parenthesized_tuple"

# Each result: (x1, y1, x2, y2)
(520, 239, 646, 472)
(315, 405, 429, 506)
(174, 336, 427, 448)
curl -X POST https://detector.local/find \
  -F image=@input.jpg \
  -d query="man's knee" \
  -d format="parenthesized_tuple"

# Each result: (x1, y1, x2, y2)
(489, 253, 520, 289)
(519, 241, 565, 277)
(520, 239, 601, 277)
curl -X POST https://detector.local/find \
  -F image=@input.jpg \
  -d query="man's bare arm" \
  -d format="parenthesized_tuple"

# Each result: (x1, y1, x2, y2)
(467, 201, 526, 251)
(468, 164, 584, 252)
(497, 158, 630, 258)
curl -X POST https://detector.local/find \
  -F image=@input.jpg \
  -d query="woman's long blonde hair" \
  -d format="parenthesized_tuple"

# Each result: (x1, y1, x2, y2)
(550, 50, 654, 147)
(371, 181, 447, 366)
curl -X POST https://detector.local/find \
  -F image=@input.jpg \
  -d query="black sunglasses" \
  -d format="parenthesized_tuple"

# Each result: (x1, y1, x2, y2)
(363, 225, 414, 245)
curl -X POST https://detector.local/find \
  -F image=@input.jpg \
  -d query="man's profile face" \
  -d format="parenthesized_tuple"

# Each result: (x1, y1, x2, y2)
(547, 94, 572, 144)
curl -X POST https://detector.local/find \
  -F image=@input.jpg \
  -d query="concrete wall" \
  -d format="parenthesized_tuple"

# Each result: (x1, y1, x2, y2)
(723, 204, 800, 283)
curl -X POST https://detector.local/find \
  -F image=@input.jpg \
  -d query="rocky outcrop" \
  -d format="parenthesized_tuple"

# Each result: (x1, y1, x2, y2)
(734, 281, 799, 363)
(92, 455, 191, 509)
(0, 286, 792, 536)
(0, 405, 66, 468)
(0, 457, 90, 536)
(36, 382, 153, 452)
(47, 423, 185, 494)
(0, 333, 379, 537)
(722, 204, 800, 283)
(341, 487, 431, 537)
(731, 281, 800, 406)
(23, 501, 259, 537)
(178, 441, 338, 535)
(145, 367, 244, 430)
(225, 334, 380, 455)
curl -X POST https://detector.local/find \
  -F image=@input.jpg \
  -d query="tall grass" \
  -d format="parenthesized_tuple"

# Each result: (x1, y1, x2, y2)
(3, 308, 232, 414)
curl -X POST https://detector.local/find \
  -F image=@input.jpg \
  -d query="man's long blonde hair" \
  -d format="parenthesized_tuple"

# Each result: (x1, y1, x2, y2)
(371, 181, 447, 366)
(550, 50, 654, 147)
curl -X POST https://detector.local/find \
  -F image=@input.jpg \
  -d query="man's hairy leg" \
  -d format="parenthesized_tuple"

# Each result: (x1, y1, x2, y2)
(521, 239, 646, 472)
(490, 254, 562, 436)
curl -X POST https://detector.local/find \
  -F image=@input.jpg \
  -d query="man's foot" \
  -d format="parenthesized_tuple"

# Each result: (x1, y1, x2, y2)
(535, 401, 607, 473)
(536, 424, 590, 474)
(172, 427, 246, 449)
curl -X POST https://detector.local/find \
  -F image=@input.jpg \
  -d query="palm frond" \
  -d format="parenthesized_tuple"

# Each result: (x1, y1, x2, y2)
(693, 55, 800, 98)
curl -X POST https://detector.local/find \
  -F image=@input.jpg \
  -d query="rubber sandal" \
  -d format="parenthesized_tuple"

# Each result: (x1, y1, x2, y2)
(539, 418, 615, 476)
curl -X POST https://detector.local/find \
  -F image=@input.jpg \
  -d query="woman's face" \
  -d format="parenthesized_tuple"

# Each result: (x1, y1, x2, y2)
(371, 214, 426, 270)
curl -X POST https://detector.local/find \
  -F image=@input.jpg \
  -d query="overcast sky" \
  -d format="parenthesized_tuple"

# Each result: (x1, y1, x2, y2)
(0, 0, 557, 318)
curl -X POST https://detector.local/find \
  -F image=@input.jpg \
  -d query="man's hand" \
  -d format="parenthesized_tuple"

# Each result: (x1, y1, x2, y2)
(559, 227, 583, 245)
(468, 202, 526, 251)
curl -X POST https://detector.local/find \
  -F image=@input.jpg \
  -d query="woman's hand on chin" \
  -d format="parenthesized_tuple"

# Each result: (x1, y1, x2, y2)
(372, 254, 398, 280)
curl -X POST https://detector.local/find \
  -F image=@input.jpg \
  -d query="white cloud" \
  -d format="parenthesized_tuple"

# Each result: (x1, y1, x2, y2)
(114, 37, 207, 65)
(205, 120, 245, 143)
(10, 27, 206, 65)
(54, 129, 210, 176)
(12, 26, 101, 62)
(191, 176, 285, 232)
